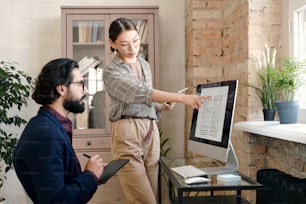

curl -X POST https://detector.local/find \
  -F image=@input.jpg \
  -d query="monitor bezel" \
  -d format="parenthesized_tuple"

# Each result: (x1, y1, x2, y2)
(189, 80, 238, 162)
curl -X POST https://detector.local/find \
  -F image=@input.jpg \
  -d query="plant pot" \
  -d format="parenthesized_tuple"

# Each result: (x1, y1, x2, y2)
(263, 109, 276, 121)
(275, 101, 299, 124)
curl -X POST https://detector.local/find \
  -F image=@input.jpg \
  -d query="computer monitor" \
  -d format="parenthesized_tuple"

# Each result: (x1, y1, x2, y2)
(188, 79, 239, 174)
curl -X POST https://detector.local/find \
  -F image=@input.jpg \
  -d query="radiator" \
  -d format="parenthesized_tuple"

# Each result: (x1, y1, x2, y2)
(256, 169, 306, 204)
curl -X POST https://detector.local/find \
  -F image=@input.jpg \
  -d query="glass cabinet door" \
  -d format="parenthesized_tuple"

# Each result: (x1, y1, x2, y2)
(66, 15, 110, 132)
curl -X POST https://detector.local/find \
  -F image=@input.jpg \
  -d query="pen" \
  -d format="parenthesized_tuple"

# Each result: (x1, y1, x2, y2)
(83, 153, 91, 158)
(178, 87, 188, 94)
(163, 87, 189, 106)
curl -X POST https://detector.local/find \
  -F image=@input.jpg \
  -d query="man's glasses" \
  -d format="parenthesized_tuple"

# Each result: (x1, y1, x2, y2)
(69, 81, 85, 90)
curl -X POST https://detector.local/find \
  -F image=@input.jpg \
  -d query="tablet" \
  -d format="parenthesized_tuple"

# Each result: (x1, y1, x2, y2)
(98, 159, 129, 184)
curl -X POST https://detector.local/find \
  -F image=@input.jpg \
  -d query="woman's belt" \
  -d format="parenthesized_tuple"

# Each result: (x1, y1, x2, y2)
(120, 115, 154, 149)
(121, 115, 153, 120)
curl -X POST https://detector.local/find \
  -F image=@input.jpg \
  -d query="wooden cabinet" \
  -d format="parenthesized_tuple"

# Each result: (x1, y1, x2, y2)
(61, 6, 159, 204)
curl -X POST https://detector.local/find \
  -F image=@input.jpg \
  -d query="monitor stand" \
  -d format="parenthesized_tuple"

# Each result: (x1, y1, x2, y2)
(201, 142, 239, 175)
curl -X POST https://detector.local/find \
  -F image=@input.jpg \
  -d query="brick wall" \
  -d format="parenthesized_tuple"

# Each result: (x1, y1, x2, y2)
(184, 0, 306, 203)
(185, 0, 249, 161)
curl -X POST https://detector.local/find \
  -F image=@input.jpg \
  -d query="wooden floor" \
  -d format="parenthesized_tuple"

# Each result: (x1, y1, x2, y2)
(88, 176, 128, 204)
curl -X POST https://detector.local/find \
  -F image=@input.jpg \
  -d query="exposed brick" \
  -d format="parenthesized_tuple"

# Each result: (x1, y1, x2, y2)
(207, 56, 223, 65)
(191, 0, 208, 9)
(192, 20, 207, 30)
(207, 0, 223, 9)
(193, 66, 223, 78)
(193, 30, 222, 40)
(192, 10, 223, 20)
(206, 39, 224, 47)
(250, 144, 267, 154)
(193, 55, 208, 66)
(207, 21, 223, 30)
(295, 159, 304, 172)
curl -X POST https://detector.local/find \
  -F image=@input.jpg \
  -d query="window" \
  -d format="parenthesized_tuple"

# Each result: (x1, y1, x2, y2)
(291, 3, 306, 108)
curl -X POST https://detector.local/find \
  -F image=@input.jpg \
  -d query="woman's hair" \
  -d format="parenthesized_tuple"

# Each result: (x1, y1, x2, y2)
(109, 17, 137, 53)
(32, 58, 79, 105)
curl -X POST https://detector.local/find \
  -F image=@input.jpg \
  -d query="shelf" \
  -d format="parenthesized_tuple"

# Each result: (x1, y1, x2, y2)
(234, 121, 306, 144)
(170, 195, 251, 204)
(73, 41, 105, 46)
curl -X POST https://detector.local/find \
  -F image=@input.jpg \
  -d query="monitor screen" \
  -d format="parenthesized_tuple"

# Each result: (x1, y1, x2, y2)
(188, 80, 238, 163)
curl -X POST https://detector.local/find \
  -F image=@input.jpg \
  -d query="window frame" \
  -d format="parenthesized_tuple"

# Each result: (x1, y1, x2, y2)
(288, 0, 306, 111)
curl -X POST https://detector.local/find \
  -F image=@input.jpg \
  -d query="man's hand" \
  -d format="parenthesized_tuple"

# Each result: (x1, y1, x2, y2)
(84, 154, 107, 178)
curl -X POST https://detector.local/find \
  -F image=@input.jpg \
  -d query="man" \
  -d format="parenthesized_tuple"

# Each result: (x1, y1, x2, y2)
(13, 58, 107, 204)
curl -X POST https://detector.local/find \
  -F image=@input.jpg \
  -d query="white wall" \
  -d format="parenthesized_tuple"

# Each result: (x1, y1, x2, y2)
(0, 0, 185, 203)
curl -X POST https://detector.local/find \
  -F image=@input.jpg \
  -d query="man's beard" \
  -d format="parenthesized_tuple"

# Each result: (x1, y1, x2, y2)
(63, 96, 85, 113)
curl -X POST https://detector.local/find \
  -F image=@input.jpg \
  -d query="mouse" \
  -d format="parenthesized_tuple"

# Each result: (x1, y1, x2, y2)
(184, 177, 211, 185)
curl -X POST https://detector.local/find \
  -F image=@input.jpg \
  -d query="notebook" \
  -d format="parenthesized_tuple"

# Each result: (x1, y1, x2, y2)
(98, 159, 129, 184)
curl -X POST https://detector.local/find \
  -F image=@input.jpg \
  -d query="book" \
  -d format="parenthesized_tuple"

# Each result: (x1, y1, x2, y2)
(136, 20, 142, 33)
(141, 21, 148, 43)
(85, 22, 93, 43)
(79, 57, 95, 74)
(91, 22, 99, 42)
(138, 21, 146, 43)
(78, 22, 87, 43)
(78, 22, 92, 43)
(78, 56, 89, 68)
(87, 68, 97, 95)
(96, 68, 103, 91)
(78, 57, 101, 75)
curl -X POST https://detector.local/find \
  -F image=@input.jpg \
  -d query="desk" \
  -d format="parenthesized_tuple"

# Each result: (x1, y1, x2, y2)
(159, 157, 263, 204)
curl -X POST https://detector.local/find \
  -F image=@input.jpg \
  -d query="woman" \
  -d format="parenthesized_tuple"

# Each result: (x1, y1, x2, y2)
(103, 17, 207, 204)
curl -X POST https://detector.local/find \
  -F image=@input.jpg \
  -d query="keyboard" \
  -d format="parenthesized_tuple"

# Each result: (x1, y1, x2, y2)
(171, 165, 207, 179)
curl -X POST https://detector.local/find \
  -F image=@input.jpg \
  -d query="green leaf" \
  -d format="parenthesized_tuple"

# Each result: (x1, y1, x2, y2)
(0, 61, 32, 187)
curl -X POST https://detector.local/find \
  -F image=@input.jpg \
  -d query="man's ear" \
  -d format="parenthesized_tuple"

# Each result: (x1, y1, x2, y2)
(56, 84, 66, 96)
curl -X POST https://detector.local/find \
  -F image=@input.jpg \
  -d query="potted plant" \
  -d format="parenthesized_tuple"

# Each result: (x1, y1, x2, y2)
(245, 44, 277, 120)
(0, 61, 32, 200)
(275, 57, 305, 124)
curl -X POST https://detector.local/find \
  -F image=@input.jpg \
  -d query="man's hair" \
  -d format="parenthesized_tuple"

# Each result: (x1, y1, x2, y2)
(32, 58, 79, 105)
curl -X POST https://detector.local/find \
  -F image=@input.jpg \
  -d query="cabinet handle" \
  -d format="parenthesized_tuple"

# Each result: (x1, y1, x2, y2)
(87, 141, 92, 146)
